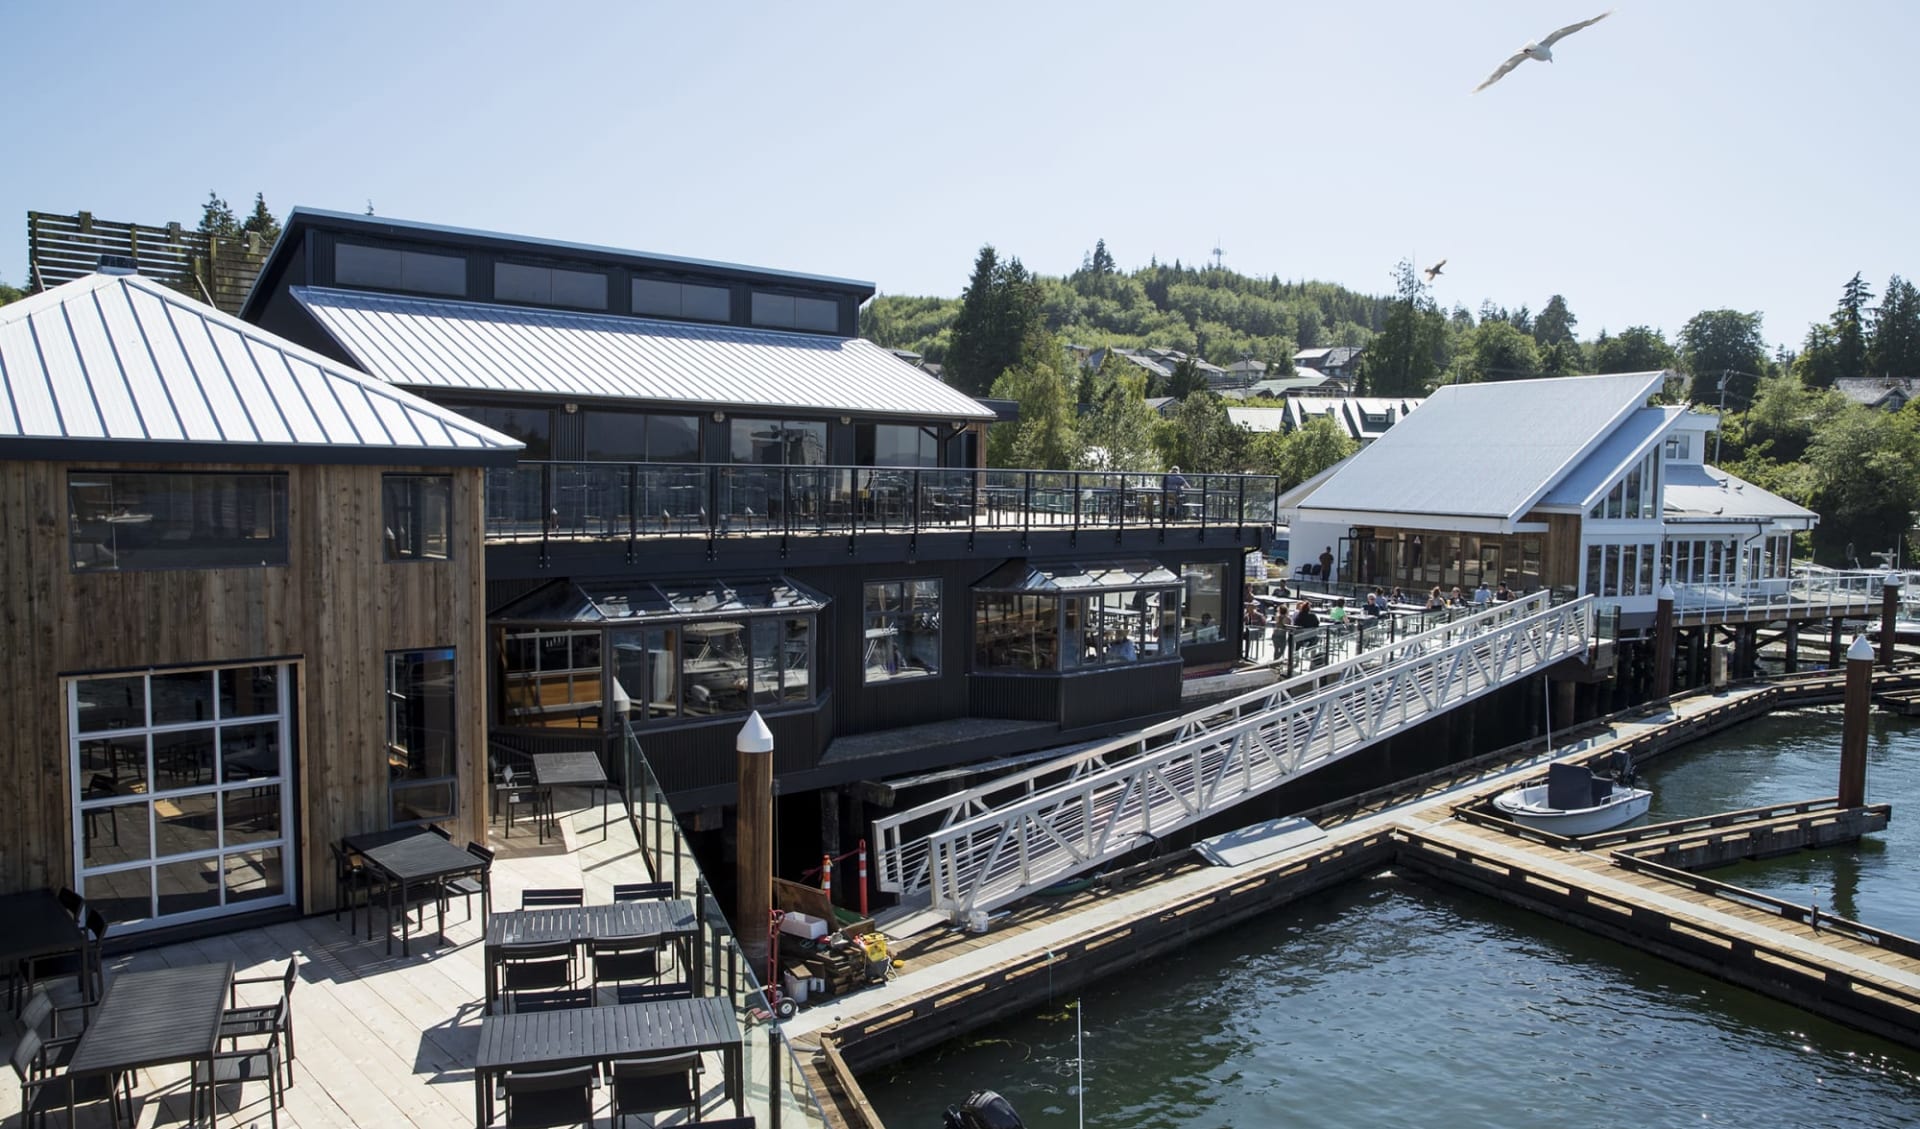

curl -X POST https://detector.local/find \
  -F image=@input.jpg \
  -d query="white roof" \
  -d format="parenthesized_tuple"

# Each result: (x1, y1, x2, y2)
(293, 286, 995, 422)
(1227, 408, 1289, 432)
(1298, 371, 1669, 524)
(0, 273, 521, 464)
(1664, 462, 1817, 524)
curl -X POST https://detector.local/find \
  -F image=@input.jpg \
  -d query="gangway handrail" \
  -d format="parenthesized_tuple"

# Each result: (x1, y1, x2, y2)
(898, 596, 1593, 918)
(872, 592, 1556, 894)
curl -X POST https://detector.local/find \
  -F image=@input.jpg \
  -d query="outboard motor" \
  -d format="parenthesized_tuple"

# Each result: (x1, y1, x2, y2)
(942, 1089, 1026, 1129)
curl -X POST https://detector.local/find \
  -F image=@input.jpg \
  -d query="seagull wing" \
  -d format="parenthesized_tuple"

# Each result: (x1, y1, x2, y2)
(1473, 50, 1529, 93)
(1540, 9, 1612, 48)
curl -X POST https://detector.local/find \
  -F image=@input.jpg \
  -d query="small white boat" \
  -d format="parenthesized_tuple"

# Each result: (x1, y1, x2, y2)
(1493, 762, 1651, 835)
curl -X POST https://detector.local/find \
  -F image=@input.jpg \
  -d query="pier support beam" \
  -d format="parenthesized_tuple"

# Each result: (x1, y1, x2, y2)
(1881, 574, 1902, 671)
(737, 712, 775, 976)
(1652, 585, 1675, 701)
(1840, 636, 1873, 808)
(1830, 618, 1845, 668)
(1784, 621, 1800, 673)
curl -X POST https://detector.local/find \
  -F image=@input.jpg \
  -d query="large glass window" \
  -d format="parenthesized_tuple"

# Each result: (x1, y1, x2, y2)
(584, 411, 702, 463)
(865, 580, 942, 683)
(1182, 563, 1226, 643)
(71, 662, 294, 930)
(975, 594, 1060, 672)
(974, 561, 1182, 672)
(447, 404, 551, 459)
(730, 419, 827, 466)
(1064, 589, 1171, 668)
(632, 278, 731, 322)
(494, 262, 608, 310)
(69, 472, 288, 572)
(387, 648, 459, 825)
(383, 474, 452, 561)
(856, 423, 940, 468)
(501, 629, 602, 729)
(335, 242, 467, 296)
(751, 292, 839, 332)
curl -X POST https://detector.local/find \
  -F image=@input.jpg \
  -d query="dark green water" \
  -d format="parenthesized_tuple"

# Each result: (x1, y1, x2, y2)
(863, 711, 1920, 1129)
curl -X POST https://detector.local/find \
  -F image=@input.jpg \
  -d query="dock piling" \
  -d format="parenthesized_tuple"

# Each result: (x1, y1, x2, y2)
(1840, 635, 1874, 808)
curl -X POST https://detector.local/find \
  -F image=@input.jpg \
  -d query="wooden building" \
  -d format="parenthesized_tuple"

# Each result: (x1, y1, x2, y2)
(238, 210, 1274, 813)
(0, 270, 519, 934)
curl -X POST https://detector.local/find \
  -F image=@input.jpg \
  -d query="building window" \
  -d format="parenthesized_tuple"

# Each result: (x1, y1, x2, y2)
(69, 472, 288, 572)
(1181, 562, 1226, 643)
(973, 561, 1183, 672)
(1664, 433, 1692, 461)
(501, 629, 602, 730)
(865, 580, 942, 683)
(70, 662, 294, 930)
(383, 474, 452, 561)
(446, 404, 551, 459)
(632, 278, 731, 322)
(729, 419, 827, 466)
(387, 648, 459, 825)
(494, 262, 609, 310)
(856, 423, 940, 468)
(335, 242, 467, 296)
(975, 594, 1060, 671)
(751, 291, 839, 332)
(584, 410, 702, 463)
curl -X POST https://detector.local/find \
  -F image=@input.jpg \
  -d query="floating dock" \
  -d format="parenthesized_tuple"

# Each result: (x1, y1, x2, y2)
(791, 669, 1920, 1127)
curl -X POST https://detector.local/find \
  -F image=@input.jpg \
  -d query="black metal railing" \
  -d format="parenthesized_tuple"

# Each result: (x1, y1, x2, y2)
(481, 461, 1287, 547)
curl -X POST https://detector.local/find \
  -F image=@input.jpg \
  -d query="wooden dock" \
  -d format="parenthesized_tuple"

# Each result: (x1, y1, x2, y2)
(791, 672, 1920, 1102)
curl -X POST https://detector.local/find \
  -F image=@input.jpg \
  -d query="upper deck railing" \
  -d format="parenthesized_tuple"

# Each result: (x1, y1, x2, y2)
(1669, 573, 1879, 624)
(481, 461, 1289, 548)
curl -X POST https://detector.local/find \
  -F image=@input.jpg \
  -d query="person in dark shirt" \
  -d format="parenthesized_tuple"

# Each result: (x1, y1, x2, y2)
(1293, 601, 1320, 630)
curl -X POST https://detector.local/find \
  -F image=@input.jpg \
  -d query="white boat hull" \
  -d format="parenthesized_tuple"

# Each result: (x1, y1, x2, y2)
(1492, 782, 1652, 835)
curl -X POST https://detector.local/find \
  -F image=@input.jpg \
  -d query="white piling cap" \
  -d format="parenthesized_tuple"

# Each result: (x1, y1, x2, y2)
(736, 710, 775, 754)
(1848, 635, 1876, 663)
(1658, 584, 1675, 602)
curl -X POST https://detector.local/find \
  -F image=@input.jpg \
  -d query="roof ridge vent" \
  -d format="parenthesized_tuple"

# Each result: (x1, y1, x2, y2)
(96, 254, 138, 275)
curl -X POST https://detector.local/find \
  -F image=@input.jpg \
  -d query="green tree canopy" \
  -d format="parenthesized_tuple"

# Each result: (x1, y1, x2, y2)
(1270, 415, 1357, 488)
(1358, 261, 1446, 396)
(986, 337, 1079, 469)
(1805, 401, 1920, 565)
(1075, 360, 1159, 471)
(1869, 275, 1920, 379)
(1153, 390, 1246, 474)
(240, 192, 281, 244)
(947, 245, 1046, 398)
(1592, 326, 1677, 374)
(197, 191, 238, 237)
(1463, 319, 1542, 382)
(1533, 294, 1577, 347)
(1678, 309, 1768, 407)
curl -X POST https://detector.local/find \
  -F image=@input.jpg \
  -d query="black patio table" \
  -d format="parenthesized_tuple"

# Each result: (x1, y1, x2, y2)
(0, 889, 88, 1002)
(472, 996, 742, 1127)
(532, 750, 611, 843)
(343, 828, 488, 956)
(65, 961, 233, 1126)
(483, 898, 697, 1008)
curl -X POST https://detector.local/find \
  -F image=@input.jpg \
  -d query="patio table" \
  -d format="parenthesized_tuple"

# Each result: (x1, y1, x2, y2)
(65, 961, 233, 1126)
(472, 996, 742, 1127)
(344, 828, 487, 956)
(483, 899, 697, 1008)
(533, 750, 611, 843)
(0, 889, 88, 1003)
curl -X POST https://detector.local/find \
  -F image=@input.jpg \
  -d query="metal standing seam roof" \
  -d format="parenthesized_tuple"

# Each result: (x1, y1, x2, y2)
(1298, 371, 1670, 523)
(292, 287, 997, 422)
(1538, 405, 1683, 509)
(0, 272, 522, 465)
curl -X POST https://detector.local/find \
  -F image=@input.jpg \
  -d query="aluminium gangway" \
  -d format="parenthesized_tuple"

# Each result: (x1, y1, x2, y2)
(875, 592, 1595, 921)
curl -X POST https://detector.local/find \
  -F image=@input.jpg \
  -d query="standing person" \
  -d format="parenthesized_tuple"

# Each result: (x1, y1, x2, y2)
(1162, 466, 1188, 520)
(1318, 546, 1335, 584)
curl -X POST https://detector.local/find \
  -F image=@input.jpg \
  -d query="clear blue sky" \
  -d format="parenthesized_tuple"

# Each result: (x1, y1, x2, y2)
(5, 2, 1915, 354)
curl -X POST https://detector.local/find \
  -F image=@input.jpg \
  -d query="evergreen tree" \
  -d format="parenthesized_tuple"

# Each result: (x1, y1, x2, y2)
(1154, 390, 1247, 473)
(947, 245, 1045, 398)
(197, 191, 237, 237)
(1533, 294, 1577, 347)
(1358, 261, 1446, 396)
(1090, 239, 1116, 276)
(1464, 320, 1541, 382)
(1678, 310, 1768, 406)
(1868, 275, 1920, 379)
(1832, 272, 1874, 383)
(239, 192, 281, 244)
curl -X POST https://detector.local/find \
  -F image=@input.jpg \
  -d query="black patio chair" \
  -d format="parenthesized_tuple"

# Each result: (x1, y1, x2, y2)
(330, 841, 381, 935)
(17, 988, 88, 1073)
(222, 957, 299, 1089)
(520, 888, 583, 909)
(194, 1000, 287, 1129)
(610, 881, 674, 902)
(27, 909, 108, 1003)
(614, 980, 694, 1004)
(498, 941, 576, 1013)
(608, 1050, 703, 1127)
(497, 766, 552, 842)
(10, 1027, 133, 1129)
(499, 1063, 598, 1128)
(588, 934, 661, 994)
(438, 841, 495, 923)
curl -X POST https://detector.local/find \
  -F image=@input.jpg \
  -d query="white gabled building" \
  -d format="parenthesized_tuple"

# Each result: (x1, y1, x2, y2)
(1283, 371, 1816, 625)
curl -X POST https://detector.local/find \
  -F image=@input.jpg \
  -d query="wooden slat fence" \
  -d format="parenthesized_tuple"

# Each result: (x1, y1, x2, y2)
(28, 209, 271, 314)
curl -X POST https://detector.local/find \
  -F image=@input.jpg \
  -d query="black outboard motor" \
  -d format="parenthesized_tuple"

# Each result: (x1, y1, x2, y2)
(942, 1089, 1026, 1129)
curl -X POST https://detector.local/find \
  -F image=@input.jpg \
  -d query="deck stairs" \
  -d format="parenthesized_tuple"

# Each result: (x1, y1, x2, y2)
(874, 592, 1595, 922)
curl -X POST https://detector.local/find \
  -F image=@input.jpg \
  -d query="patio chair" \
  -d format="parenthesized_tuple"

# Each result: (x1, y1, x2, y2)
(520, 888, 584, 909)
(438, 842, 495, 923)
(608, 1050, 703, 1127)
(611, 881, 674, 902)
(588, 934, 662, 994)
(194, 1001, 287, 1129)
(10, 1027, 133, 1129)
(614, 981, 694, 1004)
(17, 988, 89, 1073)
(497, 766, 552, 842)
(27, 909, 108, 1003)
(222, 958, 298, 1088)
(498, 941, 576, 1013)
(499, 1063, 598, 1128)
(330, 841, 380, 935)
(55, 887, 84, 920)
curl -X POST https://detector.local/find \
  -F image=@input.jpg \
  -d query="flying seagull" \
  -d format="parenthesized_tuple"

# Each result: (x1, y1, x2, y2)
(1424, 259, 1446, 283)
(1473, 10, 1613, 93)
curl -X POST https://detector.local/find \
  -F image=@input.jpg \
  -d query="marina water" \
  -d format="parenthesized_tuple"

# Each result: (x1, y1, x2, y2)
(862, 708, 1920, 1128)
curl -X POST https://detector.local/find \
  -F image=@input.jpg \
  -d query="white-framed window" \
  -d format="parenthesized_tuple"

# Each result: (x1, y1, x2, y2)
(1588, 451, 1661, 521)
(864, 580, 942, 682)
(70, 662, 296, 932)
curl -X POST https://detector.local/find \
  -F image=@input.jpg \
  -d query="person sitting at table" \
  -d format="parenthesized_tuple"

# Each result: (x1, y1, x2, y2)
(1112, 634, 1138, 661)
(1495, 581, 1515, 601)
(1449, 585, 1467, 607)
(1390, 586, 1408, 606)
(1293, 601, 1319, 630)
(1426, 586, 1447, 611)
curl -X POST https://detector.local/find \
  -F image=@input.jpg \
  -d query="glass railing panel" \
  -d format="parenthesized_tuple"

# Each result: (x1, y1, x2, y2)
(484, 465, 548, 540)
(635, 464, 712, 533)
(546, 462, 630, 540)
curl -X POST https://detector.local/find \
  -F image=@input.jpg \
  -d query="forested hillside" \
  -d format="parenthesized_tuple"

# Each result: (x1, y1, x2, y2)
(860, 239, 1391, 375)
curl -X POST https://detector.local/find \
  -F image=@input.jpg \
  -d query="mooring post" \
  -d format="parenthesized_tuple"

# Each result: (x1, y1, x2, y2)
(1880, 573, 1902, 671)
(736, 711, 775, 975)
(1840, 635, 1874, 808)
(1653, 584, 1676, 702)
